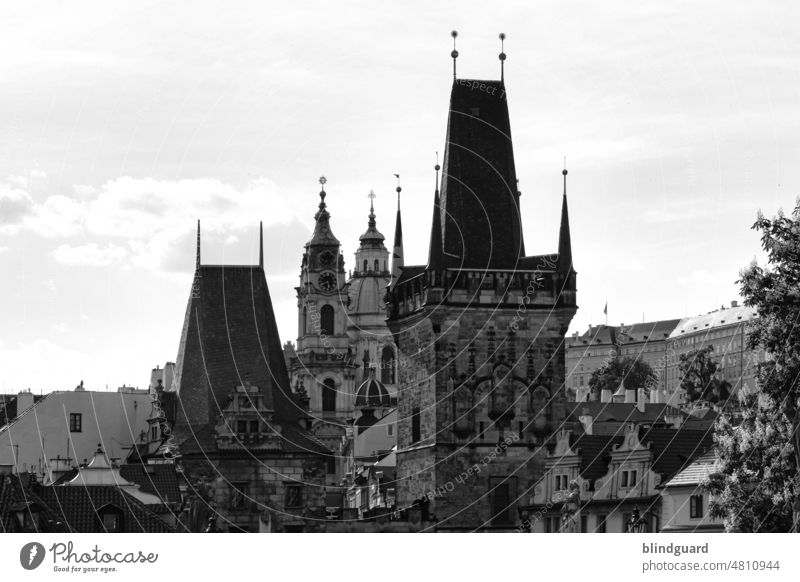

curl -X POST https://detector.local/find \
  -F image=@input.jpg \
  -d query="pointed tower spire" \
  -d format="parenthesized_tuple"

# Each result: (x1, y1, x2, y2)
(499, 33, 507, 83)
(259, 221, 264, 269)
(451, 30, 459, 80)
(390, 175, 404, 289)
(558, 167, 573, 274)
(195, 219, 201, 270)
(427, 156, 444, 271)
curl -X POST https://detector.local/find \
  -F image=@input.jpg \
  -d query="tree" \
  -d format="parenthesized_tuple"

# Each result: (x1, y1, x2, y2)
(678, 345, 732, 404)
(588, 355, 656, 401)
(704, 204, 800, 532)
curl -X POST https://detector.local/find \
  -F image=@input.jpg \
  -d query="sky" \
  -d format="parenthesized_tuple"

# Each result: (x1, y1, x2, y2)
(1, 0, 799, 393)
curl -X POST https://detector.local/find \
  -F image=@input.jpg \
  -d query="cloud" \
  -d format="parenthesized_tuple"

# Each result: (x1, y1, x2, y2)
(85, 176, 296, 239)
(0, 184, 34, 234)
(51, 242, 127, 267)
(0, 246, 8, 254)
(26, 195, 86, 237)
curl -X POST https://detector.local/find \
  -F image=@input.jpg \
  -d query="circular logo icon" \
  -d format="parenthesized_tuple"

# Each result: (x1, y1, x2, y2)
(20, 542, 46, 570)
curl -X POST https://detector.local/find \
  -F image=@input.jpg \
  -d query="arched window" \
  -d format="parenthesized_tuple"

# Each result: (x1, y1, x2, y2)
(322, 378, 337, 413)
(320, 305, 334, 336)
(374, 259, 380, 272)
(363, 259, 368, 272)
(381, 346, 394, 384)
(302, 306, 307, 335)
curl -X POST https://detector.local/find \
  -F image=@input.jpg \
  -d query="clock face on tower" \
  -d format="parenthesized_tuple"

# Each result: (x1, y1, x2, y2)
(318, 271, 337, 292)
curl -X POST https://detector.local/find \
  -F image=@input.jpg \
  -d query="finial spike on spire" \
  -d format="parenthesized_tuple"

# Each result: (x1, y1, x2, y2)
(451, 30, 459, 80)
(434, 152, 441, 191)
(259, 221, 264, 269)
(195, 219, 201, 270)
(394, 174, 401, 209)
(499, 33, 507, 82)
(562, 157, 568, 196)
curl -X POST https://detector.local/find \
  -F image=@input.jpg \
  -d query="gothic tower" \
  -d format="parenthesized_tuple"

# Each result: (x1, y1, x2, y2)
(292, 178, 356, 465)
(387, 38, 578, 530)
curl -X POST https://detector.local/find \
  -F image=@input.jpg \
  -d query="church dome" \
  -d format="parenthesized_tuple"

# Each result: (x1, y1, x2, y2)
(355, 369, 390, 408)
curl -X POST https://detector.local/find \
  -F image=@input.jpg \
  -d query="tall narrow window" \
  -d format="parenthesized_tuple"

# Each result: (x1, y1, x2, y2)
(381, 346, 394, 384)
(363, 259, 368, 272)
(322, 378, 337, 413)
(490, 477, 516, 525)
(320, 305, 334, 335)
(302, 306, 308, 335)
(690, 494, 704, 518)
(374, 259, 380, 271)
(69, 413, 82, 433)
(411, 406, 421, 443)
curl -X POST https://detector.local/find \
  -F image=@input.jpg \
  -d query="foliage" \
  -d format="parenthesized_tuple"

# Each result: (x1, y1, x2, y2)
(678, 345, 732, 404)
(588, 355, 657, 400)
(704, 204, 800, 532)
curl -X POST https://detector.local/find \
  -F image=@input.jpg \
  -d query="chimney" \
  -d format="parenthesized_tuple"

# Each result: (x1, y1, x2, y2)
(601, 387, 613, 403)
(578, 407, 593, 435)
(731, 300, 738, 308)
(624, 387, 636, 404)
(637, 388, 646, 413)
(45, 455, 74, 485)
(16, 390, 34, 415)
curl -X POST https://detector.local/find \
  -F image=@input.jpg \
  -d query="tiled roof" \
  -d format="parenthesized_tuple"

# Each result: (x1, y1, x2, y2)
(38, 485, 174, 533)
(0, 475, 66, 533)
(661, 450, 717, 488)
(119, 464, 182, 505)
(639, 427, 715, 482)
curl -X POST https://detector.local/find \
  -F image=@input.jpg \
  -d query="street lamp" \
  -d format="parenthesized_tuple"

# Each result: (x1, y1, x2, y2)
(626, 506, 648, 533)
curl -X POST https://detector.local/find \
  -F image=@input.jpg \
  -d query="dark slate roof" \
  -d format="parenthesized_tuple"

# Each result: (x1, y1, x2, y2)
(618, 319, 681, 343)
(0, 474, 66, 533)
(437, 79, 524, 269)
(38, 485, 174, 533)
(639, 427, 715, 482)
(172, 262, 326, 456)
(119, 464, 182, 505)
(395, 265, 425, 286)
(571, 433, 623, 485)
(567, 325, 617, 347)
(567, 402, 686, 424)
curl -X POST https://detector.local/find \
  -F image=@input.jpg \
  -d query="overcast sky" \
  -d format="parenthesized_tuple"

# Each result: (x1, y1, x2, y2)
(1, 1, 798, 393)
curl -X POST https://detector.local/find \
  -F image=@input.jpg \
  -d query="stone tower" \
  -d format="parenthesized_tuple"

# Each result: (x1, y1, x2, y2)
(292, 178, 356, 461)
(387, 57, 578, 530)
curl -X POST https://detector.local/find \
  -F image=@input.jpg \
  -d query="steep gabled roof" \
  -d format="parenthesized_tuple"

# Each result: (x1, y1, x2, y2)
(438, 79, 524, 269)
(173, 264, 299, 427)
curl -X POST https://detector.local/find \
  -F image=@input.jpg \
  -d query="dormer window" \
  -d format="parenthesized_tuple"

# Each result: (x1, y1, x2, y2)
(97, 504, 124, 533)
